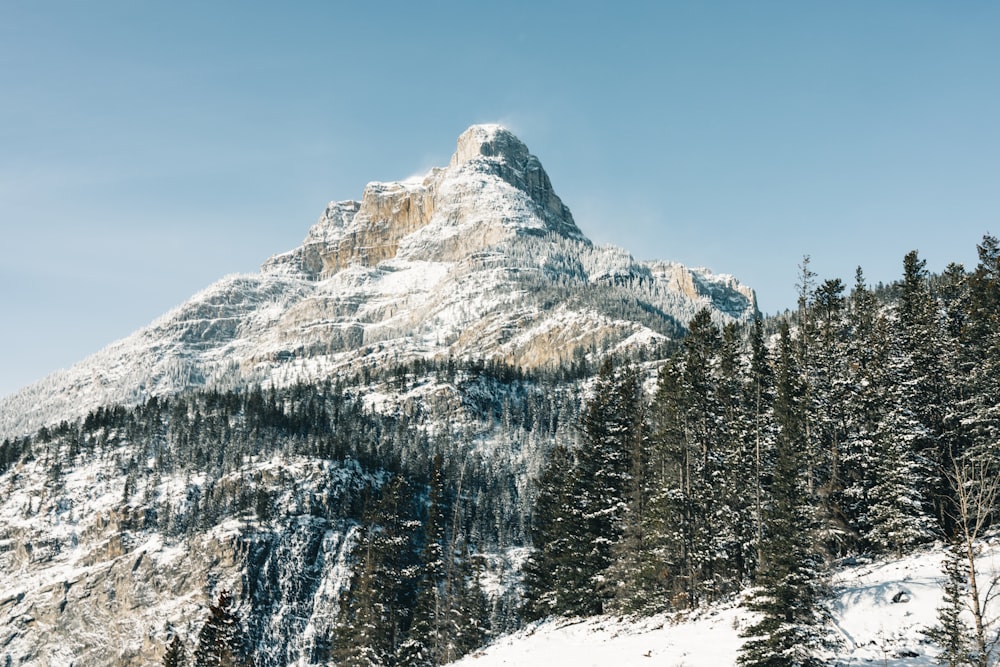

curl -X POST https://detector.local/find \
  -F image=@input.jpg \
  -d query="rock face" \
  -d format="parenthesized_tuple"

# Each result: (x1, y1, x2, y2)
(265, 124, 584, 279)
(0, 123, 760, 666)
(0, 124, 756, 440)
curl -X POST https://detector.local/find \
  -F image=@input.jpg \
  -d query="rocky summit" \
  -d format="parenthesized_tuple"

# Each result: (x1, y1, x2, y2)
(0, 124, 755, 440)
(0, 125, 756, 666)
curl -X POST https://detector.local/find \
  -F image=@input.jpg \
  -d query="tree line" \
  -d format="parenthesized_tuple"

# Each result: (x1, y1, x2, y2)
(523, 235, 1000, 666)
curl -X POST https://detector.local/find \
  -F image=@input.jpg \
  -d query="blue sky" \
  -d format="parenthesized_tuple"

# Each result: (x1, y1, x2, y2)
(2, 2, 998, 397)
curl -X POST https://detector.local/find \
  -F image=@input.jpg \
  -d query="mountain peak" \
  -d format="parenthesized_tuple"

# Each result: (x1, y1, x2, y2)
(450, 124, 530, 167)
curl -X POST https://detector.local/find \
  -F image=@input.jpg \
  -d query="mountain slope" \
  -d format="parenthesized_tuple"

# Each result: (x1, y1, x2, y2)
(452, 542, 999, 666)
(0, 124, 755, 440)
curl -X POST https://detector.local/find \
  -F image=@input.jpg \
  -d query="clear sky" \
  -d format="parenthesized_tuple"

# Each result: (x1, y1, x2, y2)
(2, 1, 998, 397)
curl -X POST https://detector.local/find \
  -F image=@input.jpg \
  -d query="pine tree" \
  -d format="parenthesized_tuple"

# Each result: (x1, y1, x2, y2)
(961, 235, 1000, 472)
(810, 277, 854, 554)
(521, 444, 583, 620)
(334, 477, 419, 666)
(400, 454, 448, 666)
(163, 634, 187, 667)
(738, 322, 825, 667)
(897, 250, 949, 529)
(648, 310, 735, 607)
(524, 359, 643, 618)
(867, 411, 937, 555)
(444, 542, 491, 662)
(719, 321, 759, 586)
(926, 540, 972, 667)
(573, 358, 641, 614)
(746, 315, 774, 573)
(193, 590, 249, 667)
(840, 268, 884, 543)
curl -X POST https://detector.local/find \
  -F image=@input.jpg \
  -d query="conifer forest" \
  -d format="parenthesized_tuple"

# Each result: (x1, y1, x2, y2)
(3, 235, 1000, 666)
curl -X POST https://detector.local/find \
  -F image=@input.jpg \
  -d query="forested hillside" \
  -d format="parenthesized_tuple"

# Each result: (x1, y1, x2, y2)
(2, 236, 998, 666)
(522, 235, 1000, 666)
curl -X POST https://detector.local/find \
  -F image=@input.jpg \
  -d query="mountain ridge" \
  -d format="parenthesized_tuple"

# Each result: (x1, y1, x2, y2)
(0, 124, 756, 440)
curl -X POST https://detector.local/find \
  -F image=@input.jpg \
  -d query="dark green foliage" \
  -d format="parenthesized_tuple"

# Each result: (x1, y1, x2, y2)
(521, 444, 582, 620)
(522, 360, 644, 618)
(738, 322, 825, 667)
(926, 540, 972, 667)
(574, 359, 642, 613)
(333, 476, 419, 666)
(333, 457, 493, 667)
(194, 590, 250, 667)
(163, 634, 187, 667)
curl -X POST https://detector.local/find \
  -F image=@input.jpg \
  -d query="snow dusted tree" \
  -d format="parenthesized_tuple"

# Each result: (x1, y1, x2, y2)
(399, 454, 448, 666)
(334, 477, 418, 666)
(898, 250, 950, 527)
(839, 268, 885, 543)
(927, 540, 973, 667)
(810, 277, 855, 554)
(648, 309, 757, 607)
(866, 400, 937, 555)
(522, 443, 583, 620)
(745, 314, 774, 572)
(941, 455, 1000, 667)
(193, 590, 250, 667)
(163, 634, 187, 667)
(660, 309, 725, 605)
(524, 358, 643, 618)
(573, 358, 642, 614)
(738, 321, 825, 667)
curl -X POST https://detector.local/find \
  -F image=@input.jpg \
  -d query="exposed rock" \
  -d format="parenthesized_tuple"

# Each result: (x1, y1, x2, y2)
(0, 124, 756, 441)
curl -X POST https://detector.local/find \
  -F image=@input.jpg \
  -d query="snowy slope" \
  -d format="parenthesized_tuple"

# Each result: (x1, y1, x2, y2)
(0, 443, 369, 666)
(0, 124, 756, 440)
(451, 542, 1000, 667)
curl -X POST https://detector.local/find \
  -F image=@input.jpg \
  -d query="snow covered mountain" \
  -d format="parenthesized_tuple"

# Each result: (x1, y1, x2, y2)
(452, 541, 1000, 667)
(0, 124, 758, 666)
(0, 124, 755, 440)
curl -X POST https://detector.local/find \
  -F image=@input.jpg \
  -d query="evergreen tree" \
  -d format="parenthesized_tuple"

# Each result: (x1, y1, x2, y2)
(334, 477, 419, 666)
(524, 359, 643, 618)
(960, 235, 1000, 475)
(738, 322, 825, 667)
(926, 540, 972, 667)
(840, 268, 884, 543)
(573, 358, 641, 614)
(810, 277, 854, 554)
(193, 590, 250, 667)
(443, 542, 491, 662)
(746, 315, 774, 572)
(897, 250, 949, 529)
(521, 444, 583, 620)
(400, 454, 448, 666)
(163, 634, 187, 667)
(648, 310, 737, 607)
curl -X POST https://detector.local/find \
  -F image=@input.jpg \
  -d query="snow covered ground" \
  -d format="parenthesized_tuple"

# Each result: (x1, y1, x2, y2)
(452, 541, 1000, 666)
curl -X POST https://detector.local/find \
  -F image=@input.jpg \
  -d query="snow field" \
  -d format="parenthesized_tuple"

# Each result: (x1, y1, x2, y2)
(451, 541, 1000, 667)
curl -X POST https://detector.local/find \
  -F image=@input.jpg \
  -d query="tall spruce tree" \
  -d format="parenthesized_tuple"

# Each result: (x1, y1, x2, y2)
(523, 359, 643, 618)
(193, 590, 250, 667)
(521, 443, 583, 620)
(399, 455, 448, 666)
(334, 477, 418, 666)
(841, 268, 884, 544)
(163, 634, 187, 667)
(573, 358, 641, 614)
(655, 310, 730, 606)
(746, 315, 775, 572)
(897, 250, 949, 529)
(738, 321, 825, 667)
(926, 540, 972, 667)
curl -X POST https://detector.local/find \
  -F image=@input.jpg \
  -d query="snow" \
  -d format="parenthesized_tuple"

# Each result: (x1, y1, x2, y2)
(0, 124, 755, 444)
(450, 542, 1000, 667)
